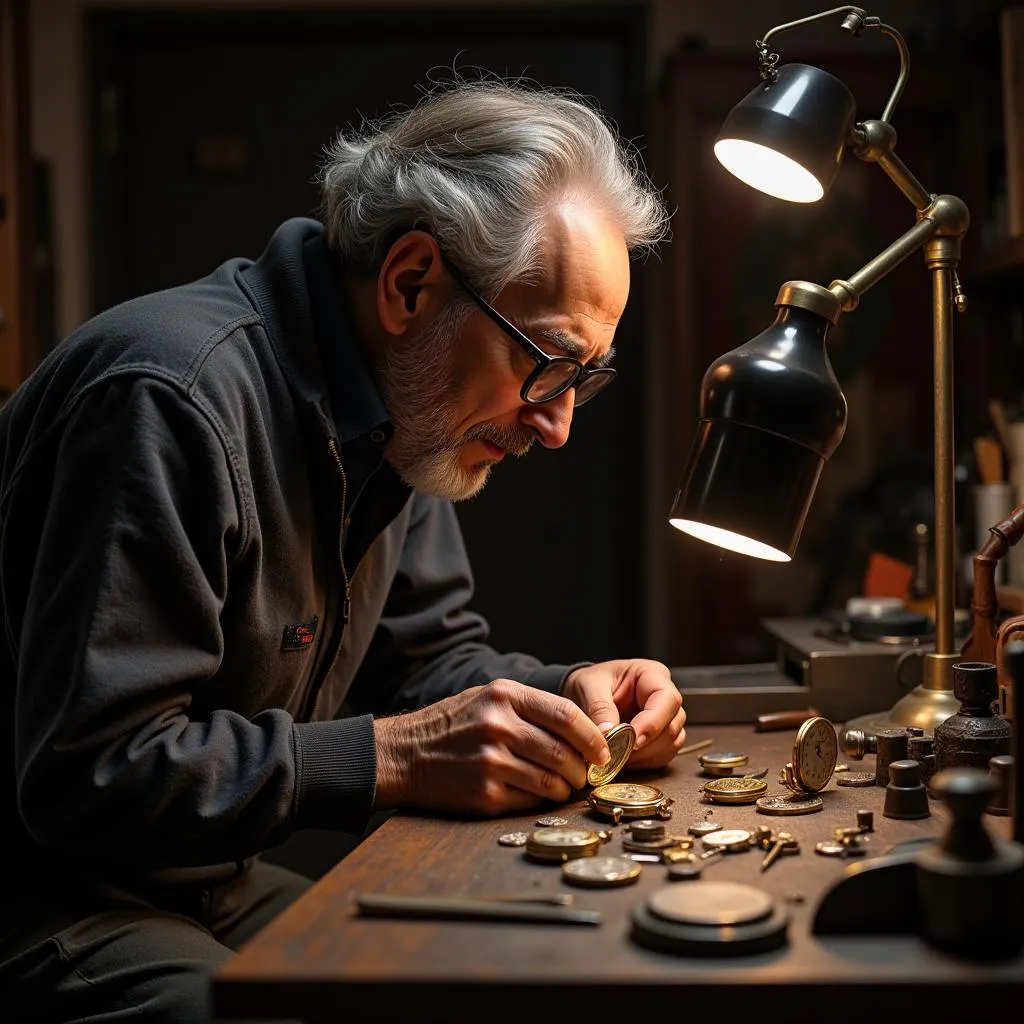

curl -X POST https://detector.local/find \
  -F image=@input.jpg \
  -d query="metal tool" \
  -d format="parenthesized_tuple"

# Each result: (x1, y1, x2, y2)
(355, 893, 602, 925)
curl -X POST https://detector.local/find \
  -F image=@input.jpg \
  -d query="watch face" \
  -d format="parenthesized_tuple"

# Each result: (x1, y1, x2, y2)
(794, 717, 839, 791)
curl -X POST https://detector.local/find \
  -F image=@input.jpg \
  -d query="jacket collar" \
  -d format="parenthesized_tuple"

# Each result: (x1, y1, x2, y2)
(238, 217, 392, 445)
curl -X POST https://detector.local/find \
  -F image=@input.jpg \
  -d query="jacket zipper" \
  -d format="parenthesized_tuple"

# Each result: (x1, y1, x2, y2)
(301, 437, 351, 720)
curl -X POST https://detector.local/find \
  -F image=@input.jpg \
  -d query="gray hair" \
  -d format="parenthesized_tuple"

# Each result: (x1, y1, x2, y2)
(317, 78, 670, 298)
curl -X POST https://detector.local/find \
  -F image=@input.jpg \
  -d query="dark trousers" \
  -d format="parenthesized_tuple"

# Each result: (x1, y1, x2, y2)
(0, 859, 310, 1023)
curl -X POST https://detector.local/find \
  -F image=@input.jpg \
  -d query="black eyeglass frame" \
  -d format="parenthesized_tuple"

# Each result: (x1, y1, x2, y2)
(442, 258, 616, 407)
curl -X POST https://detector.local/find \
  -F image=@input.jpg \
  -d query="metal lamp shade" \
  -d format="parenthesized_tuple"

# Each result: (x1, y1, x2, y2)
(714, 63, 856, 202)
(670, 304, 848, 561)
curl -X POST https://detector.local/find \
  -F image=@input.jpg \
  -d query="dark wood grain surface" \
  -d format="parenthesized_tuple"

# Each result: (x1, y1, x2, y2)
(213, 723, 1023, 1023)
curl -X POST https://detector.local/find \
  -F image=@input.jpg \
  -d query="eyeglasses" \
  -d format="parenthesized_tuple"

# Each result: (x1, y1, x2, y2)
(442, 259, 616, 407)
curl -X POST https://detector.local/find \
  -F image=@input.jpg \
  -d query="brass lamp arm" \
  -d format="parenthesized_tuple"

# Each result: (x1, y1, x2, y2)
(758, 6, 910, 125)
(828, 195, 970, 313)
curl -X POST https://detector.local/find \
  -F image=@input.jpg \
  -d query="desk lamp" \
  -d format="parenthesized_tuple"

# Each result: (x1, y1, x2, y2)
(670, 5, 969, 733)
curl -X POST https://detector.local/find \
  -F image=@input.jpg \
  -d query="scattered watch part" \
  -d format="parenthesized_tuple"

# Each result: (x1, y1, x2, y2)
(586, 723, 636, 786)
(856, 809, 874, 833)
(815, 840, 867, 857)
(626, 853, 662, 863)
(742, 766, 770, 780)
(662, 846, 698, 864)
(834, 763, 849, 772)
(688, 820, 724, 837)
(698, 751, 749, 776)
(667, 860, 704, 880)
(535, 815, 569, 827)
(836, 771, 877, 787)
(562, 855, 642, 888)
(497, 832, 529, 847)
(628, 819, 666, 842)
(702, 777, 769, 805)
(700, 828, 753, 853)
(622, 834, 682, 853)
(755, 793, 824, 816)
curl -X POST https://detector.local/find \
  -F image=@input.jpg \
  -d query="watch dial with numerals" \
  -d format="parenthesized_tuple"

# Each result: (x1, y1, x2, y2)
(794, 716, 838, 791)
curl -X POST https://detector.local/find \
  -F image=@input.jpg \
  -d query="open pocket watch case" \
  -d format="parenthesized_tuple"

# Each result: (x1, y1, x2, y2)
(584, 723, 674, 824)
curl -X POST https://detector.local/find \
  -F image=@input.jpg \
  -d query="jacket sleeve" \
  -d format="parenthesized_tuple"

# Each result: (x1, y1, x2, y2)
(9, 374, 356, 869)
(346, 491, 589, 715)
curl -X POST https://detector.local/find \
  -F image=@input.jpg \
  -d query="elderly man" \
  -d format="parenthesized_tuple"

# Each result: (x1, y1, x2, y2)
(0, 79, 679, 1020)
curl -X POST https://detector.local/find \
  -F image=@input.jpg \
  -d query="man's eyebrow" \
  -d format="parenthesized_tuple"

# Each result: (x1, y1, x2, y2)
(536, 328, 616, 368)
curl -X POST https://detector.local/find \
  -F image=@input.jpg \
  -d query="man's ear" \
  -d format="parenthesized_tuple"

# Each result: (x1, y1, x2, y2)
(376, 231, 452, 337)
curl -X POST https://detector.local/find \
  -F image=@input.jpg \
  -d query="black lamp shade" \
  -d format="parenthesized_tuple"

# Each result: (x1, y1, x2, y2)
(670, 304, 847, 560)
(714, 63, 856, 202)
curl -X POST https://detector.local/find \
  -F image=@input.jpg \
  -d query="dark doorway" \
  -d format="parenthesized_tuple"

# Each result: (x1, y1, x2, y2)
(89, 6, 649, 666)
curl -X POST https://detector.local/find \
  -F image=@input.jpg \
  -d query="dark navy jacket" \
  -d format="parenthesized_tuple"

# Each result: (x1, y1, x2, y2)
(0, 218, 573, 881)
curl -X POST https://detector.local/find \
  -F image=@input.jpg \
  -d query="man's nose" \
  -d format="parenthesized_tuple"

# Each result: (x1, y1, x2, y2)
(518, 390, 574, 448)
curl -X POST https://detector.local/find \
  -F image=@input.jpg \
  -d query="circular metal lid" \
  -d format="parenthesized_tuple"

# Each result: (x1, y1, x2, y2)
(587, 723, 636, 786)
(698, 751, 749, 768)
(562, 855, 642, 888)
(648, 881, 775, 926)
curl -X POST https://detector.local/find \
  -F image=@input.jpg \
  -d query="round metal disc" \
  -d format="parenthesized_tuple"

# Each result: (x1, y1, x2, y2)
(535, 815, 569, 826)
(815, 840, 867, 858)
(647, 881, 775, 927)
(587, 723, 636, 786)
(497, 831, 529, 847)
(562, 855, 642, 888)
(836, 771, 876, 787)
(700, 829, 753, 852)
(755, 793, 824, 816)
(702, 777, 768, 804)
(688, 821, 724, 837)
(631, 900, 789, 956)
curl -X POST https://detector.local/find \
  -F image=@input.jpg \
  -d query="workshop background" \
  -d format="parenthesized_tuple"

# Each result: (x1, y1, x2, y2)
(2, 0, 1022, 674)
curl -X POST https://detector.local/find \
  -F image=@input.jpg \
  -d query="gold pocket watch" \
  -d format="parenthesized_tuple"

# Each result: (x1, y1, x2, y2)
(779, 715, 839, 794)
(584, 723, 673, 824)
(588, 782, 675, 824)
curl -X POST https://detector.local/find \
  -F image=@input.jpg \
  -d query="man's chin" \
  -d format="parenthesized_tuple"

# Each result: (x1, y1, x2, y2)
(392, 452, 494, 502)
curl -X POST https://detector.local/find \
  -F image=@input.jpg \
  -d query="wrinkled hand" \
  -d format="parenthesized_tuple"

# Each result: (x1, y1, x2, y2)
(372, 679, 612, 816)
(561, 659, 685, 769)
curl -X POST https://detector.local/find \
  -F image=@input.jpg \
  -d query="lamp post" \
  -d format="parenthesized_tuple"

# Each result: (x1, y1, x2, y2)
(670, 6, 969, 732)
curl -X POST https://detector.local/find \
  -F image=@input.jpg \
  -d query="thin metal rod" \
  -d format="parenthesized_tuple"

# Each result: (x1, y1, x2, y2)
(932, 264, 956, 658)
(830, 216, 941, 304)
(876, 149, 932, 211)
(761, 6, 865, 48)
(874, 22, 910, 123)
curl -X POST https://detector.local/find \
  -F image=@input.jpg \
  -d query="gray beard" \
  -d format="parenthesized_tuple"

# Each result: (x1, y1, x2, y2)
(379, 302, 534, 501)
